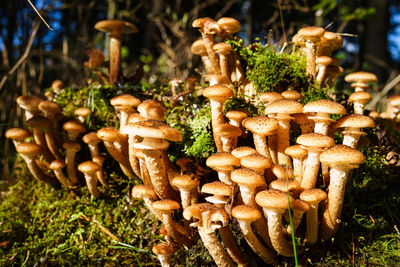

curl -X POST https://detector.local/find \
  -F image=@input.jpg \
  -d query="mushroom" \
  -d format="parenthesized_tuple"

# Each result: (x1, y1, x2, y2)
(285, 145, 308, 184)
(92, 156, 109, 189)
(5, 128, 31, 148)
(299, 189, 327, 244)
(137, 100, 165, 121)
(232, 205, 275, 264)
(231, 146, 257, 160)
(94, 20, 138, 84)
(315, 56, 333, 83)
(264, 99, 303, 167)
(78, 161, 102, 198)
(255, 190, 298, 257)
(152, 243, 176, 267)
(292, 113, 315, 135)
(259, 92, 284, 107)
(49, 159, 71, 188)
(348, 91, 372, 115)
(132, 185, 160, 219)
(285, 199, 310, 236)
(334, 114, 375, 149)
(203, 73, 230, 86)
(183, 203, 234, 267)
(344, 71, 378, 92)
(316, 31, 342, 57)
(171, 174, 199, 209)
(216, 17, 241, 40)
(110, 94, 141, 131)
(281, 90, 301, 102)
(62, 120, 86, 141)
(225, 110, 249, 139)
(214, 123, 241, 153)
(297, 133, 334, 190)
(191, 39, 214, 74)
(16, 95, 43, 121)
(319, 145, 365, 241)
(240, 153, 272, 176)
(74, 107, 92, 124)
(51, 80, 64, 95)
(16, 142, 58, 185)
(206, 152, 240, 185)
(62, 141, 81, 186)
(26, 116, 57, 162)
(269, 179, 300, 197)
(213, 42, 233, 82)
(242, 116, 278, 161)
(82, 132, 102, 158)
(203, 85, 234, 152)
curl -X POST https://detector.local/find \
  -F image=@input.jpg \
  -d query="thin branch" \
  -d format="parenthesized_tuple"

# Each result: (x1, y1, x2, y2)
(27, 0, 54, 31)
(366, 73, 400, 110)
(0, 20, 41, 92)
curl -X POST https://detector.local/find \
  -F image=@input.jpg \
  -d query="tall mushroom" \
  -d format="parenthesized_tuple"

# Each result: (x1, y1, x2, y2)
(78, 161, 102, 198)
(334, 114, 375, 149)
(94, 20, 138, 84)
(110, 94, 141, 131)
(62, 141, 81, 186)
(344, 71, 378, 92)
(191, 39, 214, 74)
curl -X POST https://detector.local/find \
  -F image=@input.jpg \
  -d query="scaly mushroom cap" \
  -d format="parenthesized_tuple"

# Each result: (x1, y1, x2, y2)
(281, 90, 301, 102)
(348, 91, 372, 104)
(225, 110, 249, 121)
(62, 120, 86, 134)
(183, 203, 229, 230)
(300, 188, 327, 203)
(171, 174, 200, 191)
(153, 199, 181, 212)
(320, 31, 342, 51)
(213, 43, 233, 55)
(192, 17, 222, 35)
(269, 179, 300, 192)
(126, 113, 145, 125)
(94, 20, 138, 35)
(345, 71, 378, 84)
(201, 181, 232, 203)
(334, 114, 375, 129)
(206, 152, 241, 171)
(97, 127, 122, 142)
(78, 161, 101, 174)
(303, 99, 346, 115)
(259, 92, 284, 104)
(132, 185, 158, 200)
(16, 95, 43, 111)
(83, 132, 101, 145)
(16, 142, 42, 155)
(231, 168, 265, 188)
(111, 94, 141, 109)
(240, 154, 272, 170)
(232, 205, 261, 221)
(51, 80, 64, 93)
(264, 99, 303, 117)
(26, 116, 52, 130)
(297, 133, 334, 149)
(231, 146, 258, 159)
(292, 199, 311, 212)
(39, 101, 62, 115)
(74, 107, 91, 118)
(5, 128, 31, 142)
(214, 123, 242, 137)
(297, 26, 325, 42)
(285, 145, 308, 158)
(319, 145, 365, 166)
(242, 116, 278, 136)
(50, 159, 66, 170)
(216, 17, 241, 35)
(255, 190, 295, 210)
(126, 120, 182, 142)
(203, 84, 234, 103)
(191, 39, 208, 56)
(152, 243, 176, 256)
(137, 100, 165, 121)
(315, 56, 333, 66)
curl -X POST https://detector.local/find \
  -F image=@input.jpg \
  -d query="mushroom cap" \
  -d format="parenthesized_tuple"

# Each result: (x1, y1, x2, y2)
(39, 101, 62, 114)
(320, 31, 342, 50)
(217, 17, 241, 34)
(206, 152, 241, 171)
(137, 100, 165, 121)
(281, 90, 301, 102)
(242, 116, 278, 136)
(315, 56, 333, 65)
(51, 80, 64, 92)
(319, 145, 365, 165)
(5, 128, 31, 141)
(264, 99, 303, 115)
(348, 91, 372, 104)
(271, 164, 293, 180)
(78, 161, 101, 174)
(214, 123, 242, 137)
(97, 127, 122, 142)
(303, 99, 346, 115)
(203, 73, 230, 85)
(16, 142, 42, 155)
(50, 159, 66, 170)
(94, 20, 138, 35)
(111, 94, 141, 109)
(255, 190, 295, 210)
(300, 188, 327, 203)
(126, 113, 145, 125)
(231, 168, 266, 187)
(191, 39, 207, 56)
(132, 185, 158, 200)
(345, 71, 378, 83)
(201, 181, 232, 196)
(153, 199, 181, 212)
(74, 107, 92, 118)
(297, 133, 335, 149)
(297, 26, 325, 42)
(269, 179, 300, 192)
(292, 199, 311, 212)
(126, 120, 182, 142)
(16, 95, 43, 111)
(152, 243, 176, 255)
(171, 174, 200, 190)
(62, 141, 81, 151)
(334, 114, 375, 129)
(231, 146, 258, 159)
(82, 132, 101, 145)
(232, 205, 261, 221)
(388, 95, 400, 106)
(183, 203, 228, 227)
(259, 92, 283, 104)
(369, 111, 380, 119)
(92, 156, 105, 166)
(285, 145, 308, 158)
(192, 17, 222, 35)
(225, 110, 249, 121)
(350, 82, 370, 90)
(213, 42, 233, 55)
(62, 120, 86, 134)
(240, 154, 272, 170)
(26, 116, 52, 130)
(202, 85, 234, 103)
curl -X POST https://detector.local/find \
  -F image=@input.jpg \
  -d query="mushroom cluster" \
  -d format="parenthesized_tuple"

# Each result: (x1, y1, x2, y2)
(7, 19, 383, 266)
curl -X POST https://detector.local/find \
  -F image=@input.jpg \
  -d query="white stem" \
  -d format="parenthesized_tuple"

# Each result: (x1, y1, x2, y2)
(314, 122, 329, 135)
(301, 150, 321, 190)
(343, 134, 360, 149)
(353, 102, 364, 115)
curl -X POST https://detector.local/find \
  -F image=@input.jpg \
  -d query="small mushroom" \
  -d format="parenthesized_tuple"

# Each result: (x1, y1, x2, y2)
(152, 243, 176, 267)
(82, 132, 102, 158)
(110, 94, 141, 131)
(344, 71, 378, 92)
(78, 161, 101, 198)
(62, 141, 81, 186)
(191, 39, 214, 73)
(62, 120, 86, 141)
(348, 91, 372, 115)
(16, 95, 43, 121)
(74, 107, 92, 124)
(171, 174, 200, 209)
(334, 114, 375, 149)
(92, 156, 109, 189)
(206, 152, 240, 185)
(50, 160, 70, 188)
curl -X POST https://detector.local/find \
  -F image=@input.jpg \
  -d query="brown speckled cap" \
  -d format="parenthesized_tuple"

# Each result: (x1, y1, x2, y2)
(78, 161, 101, 174)
(132, 185, 158, 200)
(206, 152, 241, 171)
(303, 99, 346, 115)
(259, 92, 284, 104)
(240, 154, 272, 170)
(264, 99, 303, 116)
(214, 123, 242, 137)
(16, 95, 43, 111)
(191, 39, 208, 56)
(128, 120, 182, 142)
(348, 91, 372, 104)
(137, 100, 165, 121)
(94, 20, 138, 35)
(171, 174, 200, 190)
(285, 145, 308, 158)
(297, 133, 334, 149)
(225, 110, 249, 121)
(319, 145, 365, 165)
(217, 17, 241, 35)
(292, 199, 311, 212)
(269, 179, 300, 192)
(111, 94, 141, 109)
(97, 127, 122, 142)
(201, 181, 232, 196)
(203, 84, 234, 103)
(255, 190, 294, 209)
(231, 146, 257, 159)
(345, 71, 378, 83)
(242, 116, 278, 136)
(297, 26, 325, 42)
(334, 114, 375, 129)
(300, 188, 327, 203)
(315, 56, 333, 66)
(152, 199, 181, 212)
(281, 90, 301, 102)
(231, 168, 265, 187)
(62, 120, 86, 134)
(192, 17, 222, 35)
(232, 205, 261, 221)
(213, 43, 233, 55)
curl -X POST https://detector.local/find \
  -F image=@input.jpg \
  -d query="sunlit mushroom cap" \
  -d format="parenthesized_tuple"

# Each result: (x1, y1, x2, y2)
(192, 17, 222, 35)
(83, 132, 101, 145)
(334, 114, 375, 129)
(271, 164, 293, 180)
(62, 120, 86, 134)
(203, 73, 230, 85)
(264, 99, 303, 116)
(153, 199, 181, 212)
(319, 145, 365, 165)
(74, 107, 92, 118)
(297, 133, 334, 149)
(51, 80, 64, 93)
(225, 110, 249, 121)
(203, 84, 234, 102)
(16, 142, 42, 155)
(240, 154, 272, 170)
(217, 17, 241, 35)
(285, 145, 308, 158)
(281, 90, 301, 102)
(292, 199, 311, 212)
(137, 100, 165, 121)
(92, 156, 105, 166)
(132, 185, 158, 200)
(231, 146, 257, 159)
(303, 99, 346, 115)
(78, 161, 101, 174)
(201, 181, 232, 196)
(269, 179, 300, 192)
(16, 95, 43, 111)
(300, 188, 327, 203)
(111, 94, 141, 109)
(126, 113, 145, 125)
(345, 71, 378, 83)
(232, 205, 261, 221)
(214, 123, 242, 137)
(242, 116, 278, 136)
(191, 39, 208, 56)
(315, 56, 333, 66)
(97, 127, 122, 142)
(152, 243, 176, 256)
(183, 203, 228, 227)
(231, 168, 265, 187)
(94, 20, 138, 35)
(206, 152, 241, 171)
(5, 128, 31, 141)
(259, 92, 283, 104)
(39, 101, 62, 115)
(388, 95, 400, 106)
(128, 120, 182, 142)
(297, 26, 325, 42)
(171, 174, 200, 190)
(50, 159, 66, 170)
(348, 91, 372, 104)
(213, 43, 233, 55)
(255, 190, 295, 209)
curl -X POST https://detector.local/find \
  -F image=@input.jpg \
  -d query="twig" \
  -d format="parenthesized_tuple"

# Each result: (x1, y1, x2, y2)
(27, 0, 54, 30)
(78, 213, 120, 242)
(278, 0, 287, 45)
(0, 20, 41, 92)
(366, 73, 400, 110)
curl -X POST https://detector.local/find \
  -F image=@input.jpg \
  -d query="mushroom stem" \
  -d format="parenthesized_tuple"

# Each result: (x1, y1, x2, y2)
(109, 35, 122, 84)
(253, 134, 272, 160)
(210, 99, 225, 152)
(300, 150, 321, 190)
(277, 118, 292, 167)
(342, 132, 361, 149)
(102, 140, 134, 177)
(304, 202, 321, 244)
(201, 34, 221, 74)
(305, 42, 317, 77)
(83, 171, 101, 197)
(160, 211, 193, 249)
(268, 133, 278, 164)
